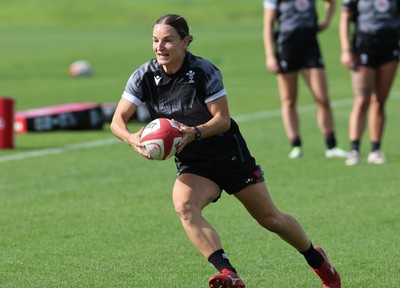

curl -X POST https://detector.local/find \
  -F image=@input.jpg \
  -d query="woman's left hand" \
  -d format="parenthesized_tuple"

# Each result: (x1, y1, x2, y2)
(172, 119, 196, 154)
(317, 22, 328, 32)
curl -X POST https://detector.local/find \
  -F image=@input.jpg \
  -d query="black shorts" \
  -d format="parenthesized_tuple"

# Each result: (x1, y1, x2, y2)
(352, 31, 400, 69)
(175, 121, 265, 199)
(276, 29, 324, 73)
(176, 163, 264, 199)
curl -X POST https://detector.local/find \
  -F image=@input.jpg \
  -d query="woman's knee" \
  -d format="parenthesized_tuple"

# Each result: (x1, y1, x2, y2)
(370, 95, 386, 111)
(315, 97, 331, 109)
(174, 201, 191, 220)
(174, 199, 202, 224)
(353, 95, 370, 112)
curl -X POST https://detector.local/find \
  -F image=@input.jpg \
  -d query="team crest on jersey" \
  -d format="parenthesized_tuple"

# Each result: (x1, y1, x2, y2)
(294, 0, 310, 12)
(374, 0, 390, 13)
(186, 70, 195, 83)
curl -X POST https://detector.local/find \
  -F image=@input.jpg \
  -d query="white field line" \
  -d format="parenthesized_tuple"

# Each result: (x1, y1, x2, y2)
(1, 94, 399, 163)
(0, 138, 119, 163)
(234, 97, 354, 122)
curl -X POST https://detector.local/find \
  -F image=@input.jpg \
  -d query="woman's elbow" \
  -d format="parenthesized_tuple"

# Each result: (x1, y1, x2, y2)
(109, 122, 117, 136)
(109, 117, 121, 137)
(221, 117, 231, 132)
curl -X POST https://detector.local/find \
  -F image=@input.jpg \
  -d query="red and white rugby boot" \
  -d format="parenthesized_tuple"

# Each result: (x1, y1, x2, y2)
(312, 246, 341, 288)
(208, 268, 246, 288)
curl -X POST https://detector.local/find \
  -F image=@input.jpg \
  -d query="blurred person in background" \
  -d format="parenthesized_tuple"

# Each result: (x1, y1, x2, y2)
(111, 13, 341, 288)
(339, 0, 400, 165)
(263, 0, 348, 159)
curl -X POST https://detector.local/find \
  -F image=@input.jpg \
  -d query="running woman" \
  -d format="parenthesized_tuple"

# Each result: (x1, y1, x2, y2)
(111, 14, 341, 288)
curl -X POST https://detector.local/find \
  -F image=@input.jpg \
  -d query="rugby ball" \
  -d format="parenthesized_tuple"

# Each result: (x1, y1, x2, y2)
(140, 118, 183, 160)
(69, 60, 92, 77)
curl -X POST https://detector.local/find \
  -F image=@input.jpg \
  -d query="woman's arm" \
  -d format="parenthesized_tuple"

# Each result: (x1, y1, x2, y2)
(318, 0, 336, 32)
(110, 98, 150, 158)
(263, 7, 279, 73)
(339, 8, 353, 68)
(173, 96, 231, 153)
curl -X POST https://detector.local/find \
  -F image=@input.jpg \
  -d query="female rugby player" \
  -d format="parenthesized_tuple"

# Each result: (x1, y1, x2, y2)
(111, 14, 341, 288)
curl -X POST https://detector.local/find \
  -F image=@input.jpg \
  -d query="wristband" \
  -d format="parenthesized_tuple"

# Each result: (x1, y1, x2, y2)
(194, 127, 201, 141)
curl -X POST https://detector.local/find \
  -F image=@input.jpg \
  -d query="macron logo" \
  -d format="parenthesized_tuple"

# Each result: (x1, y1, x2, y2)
(154, 75, 162, 85)
(327, 261, 335, 275)
(227, 275, 241, 285)
(330, 264, 335, 275)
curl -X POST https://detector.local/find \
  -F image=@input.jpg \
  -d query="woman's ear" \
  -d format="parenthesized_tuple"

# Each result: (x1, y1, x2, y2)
(183, 36, 190, 48)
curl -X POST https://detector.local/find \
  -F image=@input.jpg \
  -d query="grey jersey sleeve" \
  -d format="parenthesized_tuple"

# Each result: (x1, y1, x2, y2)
(264, 0, 278, 9)
(122, 72, 144, 106)
(122, 61, 156, 106)
(189, 55, 227, 103)
(202, 61, 227, 104)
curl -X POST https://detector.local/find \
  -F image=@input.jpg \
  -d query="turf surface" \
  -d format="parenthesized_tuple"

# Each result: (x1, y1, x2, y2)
(1, 1, 399, 287)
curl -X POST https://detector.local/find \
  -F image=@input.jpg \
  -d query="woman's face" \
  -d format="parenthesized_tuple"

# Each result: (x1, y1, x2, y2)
(153, 24, 188, 74)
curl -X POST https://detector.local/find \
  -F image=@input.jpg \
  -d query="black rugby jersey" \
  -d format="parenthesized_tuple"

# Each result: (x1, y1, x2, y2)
(123, 52, 226, 127)
(343, 0, 400, 33)
(264, 0, 319, 34)
(121, 52, 256, 168)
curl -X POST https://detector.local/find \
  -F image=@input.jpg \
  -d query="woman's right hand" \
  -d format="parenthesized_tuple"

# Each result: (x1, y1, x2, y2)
(341, 50, 352, 68)
(126, 127, 153, 160)
(266, 55, 280, 73)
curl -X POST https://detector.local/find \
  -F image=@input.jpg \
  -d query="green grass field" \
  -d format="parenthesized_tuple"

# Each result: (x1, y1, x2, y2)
(1, 1, 399, 287)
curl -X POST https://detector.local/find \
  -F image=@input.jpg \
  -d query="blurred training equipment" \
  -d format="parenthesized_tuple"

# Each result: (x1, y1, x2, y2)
(0, 97, 15, 149)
